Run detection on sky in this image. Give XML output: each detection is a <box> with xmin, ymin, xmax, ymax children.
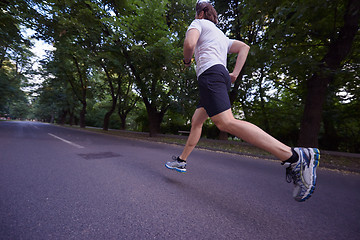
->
<box><xmin>22</xmin><ymin>28</ymin><xmax>55</xmax><ymax>94</ymax></box>
<box><xmin>24</xmin><ymin>28</ymin><xmax>55</xmax><ymax>70</ymax></box>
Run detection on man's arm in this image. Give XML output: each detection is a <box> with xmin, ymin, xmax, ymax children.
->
<box><xmin>229</xmin><ymin>40</ymin><xmax>250</xmax><ymax>83</ymax></box>
<box><xmin>183</xmin><ymin>28</ymin><xmax>200</xmax><ymax>66</ymax></box>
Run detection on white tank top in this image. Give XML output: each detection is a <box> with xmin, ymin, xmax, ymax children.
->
<box><xmin>187</xmin><ymin>19</ymin><xmax>234</xmax><ymax>77</ymax></box>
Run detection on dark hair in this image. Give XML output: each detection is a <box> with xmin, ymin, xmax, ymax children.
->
<box><xmin>196</xmin><ymin>2</ymin><xmax>218</xmax><ymax>24</ymax></box>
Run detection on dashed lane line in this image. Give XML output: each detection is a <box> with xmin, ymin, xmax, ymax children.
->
<box><xmin>48</xmin><ymin>133</ymin><xmax>85</xmax><ymax>149</ymax></box>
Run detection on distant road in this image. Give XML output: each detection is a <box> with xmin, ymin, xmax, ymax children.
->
<box><xmin>1</xmin><ymin>121</ymin><xmax>359</xmax><ymax>239</ymax></box>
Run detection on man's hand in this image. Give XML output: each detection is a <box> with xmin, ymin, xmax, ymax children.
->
<box><xmin>229</xmin><ymin>72</ymin><xmax>238</xmax><ymax>83</ymax></box>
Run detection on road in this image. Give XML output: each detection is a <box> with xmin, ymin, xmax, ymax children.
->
<box><xmin>1</xmin><ymin>121</ymin><xmax>359</xmax><ymax>239</ymax></box>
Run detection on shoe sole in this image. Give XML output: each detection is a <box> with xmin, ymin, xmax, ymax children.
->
<box><xmin>299</xmin><ymin>148</ymin><xmax>320</xmax><ymax>202</ymax></box>
<box><xmin>165</xmin><ymin>163</ymin><xmax>186</xmax><ymax>173</ymax></box>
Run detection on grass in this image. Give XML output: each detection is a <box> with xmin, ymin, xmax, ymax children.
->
<box><xmin>64</xmin><ymin>125</ymin><xmax>360</xmax><ymax>174</ymax></box>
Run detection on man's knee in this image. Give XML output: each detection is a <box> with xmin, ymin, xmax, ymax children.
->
<box><xmin>191</xmin><ymin>120</ymin><xmax>203</xmax><ymax>129</ymax></box>
<box><xmin>191</xmin><ymin>115</ymin><xmax>206</xmax><ymax>128</ymax></box>
<box><xmin>213</xmin><ymin>119</ymin><xmax>231</xmax><ymax>133</ymax></box>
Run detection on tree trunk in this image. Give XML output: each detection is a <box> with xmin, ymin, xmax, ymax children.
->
<box><xmin>79</xmin><ymin>88</ymin><xmax>87</xmax><ymax>128</ymax></box>
<box><xmin>103</xmin><ymin>98</ymin><xmax>117</xmax><ymax>131</ymax></box>
<box><xmin>218</xmin><ymin>131</ymin><xmax>228</xmax><ymax>140</ymax></box>
<box><xmin>79</xmin><ymin>103</ymin><xmax>86</xmax><ymax>128</ymax></box>
<box><xmin>298</xmin><ymin>0</ymin><xmax>359</xmax><ymax>147</ymax></box>
<box><xmin>146</xmin><ymin>106</ymin><xmax>164</xmax><ymax>137</ymax></box>
<box><xmin>103</xmin><ymin>111</ymin><xmax>112</xmax><ymax>131</ymax></box>
<box><xmin>298</xmin><ymin>73</ymin><xmax>330</xmax><ymax>147</ymax></box>
<box><xmin>101</xmin><ymin>62</ymin><xmax>120</xmax><ymax>131</ymax></box>
<box><xmin>68</xmin><ymin>110</ymin><xmax>74</xmax><ymax>126</ymax></box>
<box><xmin>50</xmin><ymin>114</ymin><xmax>55</xmax><ymax>123</ymax></box>
<box><xmin>119</xmin><ymin>113</ymin><xmax>126</xmax><ymax>130</ymax></box>
<box><xmin>144</xmin><ymin>104</ymin><xmax>164</xmax><ymax>137</ymax></box>
<box><xmin>59</xmin><ymin>110</ymin><xmax>67</xmax><ymax>125</ymax></box>
<box><xmin>322</xmin><ymin>110</ymin><xmax>340</xmax><ymax>151</ymax></box>
<box><xmin>71</xmin><ymin>56</ymin><xmax>88</xmax><ymax>129</ymax></box>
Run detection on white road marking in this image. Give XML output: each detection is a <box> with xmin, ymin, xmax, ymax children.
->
<box><xmin>48</xmin><ymin>133</ymin><xmax>85</xmax><ymax>149</ymax></box>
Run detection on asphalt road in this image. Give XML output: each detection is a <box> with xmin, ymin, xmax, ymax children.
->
<box><xmin>1</xmin><ymin>121</ymin><xmax>359</xmax><ymax>240</ymax></box>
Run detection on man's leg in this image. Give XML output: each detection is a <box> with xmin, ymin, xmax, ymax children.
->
<box><xmin>210</xmin><ymin>109</ymin><xmax>321</xmax><ymax>202</ymax></box>
<box><xmin>210</xmin><ymin>109</ymin><xmax>292</xmax><ymax>161</ymax></box>
<box><xmin>179</xmin><ymin>107</ymin><xmax>209</xmax><ymax>160</ymax></box>
<box><xmin>165</xmin><ymin>108</ymin><xmax>208</xmax><ymax>173</ymax></box>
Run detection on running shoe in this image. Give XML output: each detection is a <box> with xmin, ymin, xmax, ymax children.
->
<box><xmin>282</xmin><ymin>148</ymin><xmax>320</xmax><ymax>202</ymax></box>
<box><xmin>165</xmin><ymin>156</ymin><xmax>186</xmax><ymax>173</ymax></box>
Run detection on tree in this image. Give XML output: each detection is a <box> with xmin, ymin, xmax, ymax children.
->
<box><xmin>215</xmin><ymin>0</ymin><xmax>285</xmax><ymax>139</ymax></box>
<box><xmin>86</xmin><ymin>0</ymin><xmax>141</xmax><ymax>131</ymax></box>
<box><xmin>117</xmin><ymin>75</ymin><xmax>139</xmax><ymax>130</ymax></box>
<box><xmin>297</xmin><ymin>0</ymin><xmax>359</xmax><ymax>147</ymax></box>
<box><xmin>39</xmin><ymin>0</ymin><xmax>107</xmax><ymax>127</ymax></box>
<box><xmin>117</xmin><ymin>0</ymin><xmax>194</xmax><ymax>136</ymax></box>
<box><xmin>32</xmin><ymin>76</ymin><xmax>76</xmax><ymax>123</ymax></box>
<box><xmin>0</xmin><ymin>0</ymin><xmax>37</xmax><ymax>118</ymax></box>
<box><xmin>24</xmin><ymin>0</ymin><xmax>359</xmax><ymax>152</ymax></box>
<box><xmin>216</xmin><ymin>0</ymin><xmax>359</xmax><ymax>150</ymax></box>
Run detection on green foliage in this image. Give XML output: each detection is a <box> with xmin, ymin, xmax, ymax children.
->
<box><xmin>0</xmin><ymin>0</ymin><xmax>38</xmax><ymax>119</ymax></box>
<box><xmin>215</xmin><ymin>0</ymin><xmax>359</xmax><ymax>151</ymax></box>
<box><xmin>0</xmin><ymin>61</ymin><xmax>30</xmax><ymax>119</ymax></box>
<box><xmin>3</xmin><ymin>0</ymin><xmax>359</xmax><ymax>152</ymax></box>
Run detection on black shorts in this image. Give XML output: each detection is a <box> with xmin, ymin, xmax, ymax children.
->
<box><xmin>197</xmin><ymin>64</ymin><xmax>231</xmax><ymax>117</ymax></box>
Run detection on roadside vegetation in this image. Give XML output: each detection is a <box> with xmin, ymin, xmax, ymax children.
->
<box><xmin>64</xmin><ymin>125</ymin><xmax>360</xmax><ymax>174</ymax></box>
